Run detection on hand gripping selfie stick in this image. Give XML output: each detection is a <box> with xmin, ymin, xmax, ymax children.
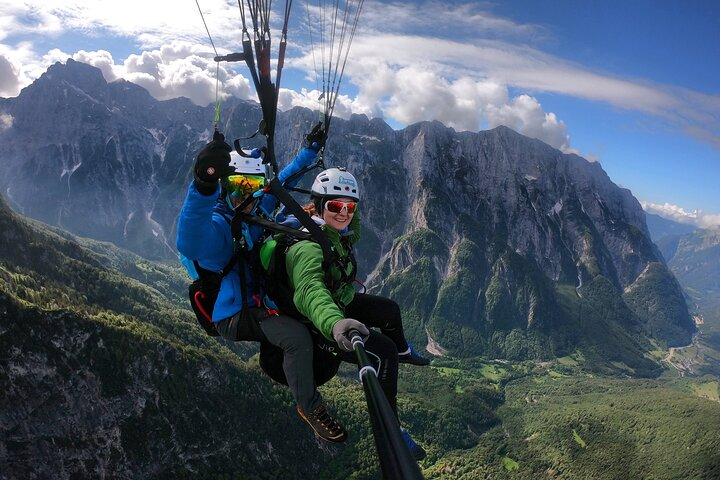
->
<box><xmin>348</xmin><ymin>329</ymin><xmax>424</xmax><ymax>480</ymax></box>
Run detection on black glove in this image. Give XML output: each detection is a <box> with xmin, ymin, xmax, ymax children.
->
<box><xmin>193</xmin><ymin>131</ymin><xmax>233</xmax><ymax>194</ymax></box>
<box><xmin>331</xmin><ymin>318</ymin><xmax>370</xmax><ymax>352</ymax></box>
<box><xmin>304</xmin><ymin>122</ymin><xmax>327</xmax><ymax>152</ymax></box>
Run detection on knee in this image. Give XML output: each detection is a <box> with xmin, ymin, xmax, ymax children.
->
<box><xmin>388</xmin><ymin>299</ymin><xmax>401</xmax><ymax>319</ymax></box>
<box><xmin>263</xmin><ymin>317</ymin><xmax>313</xmax><ymax>352</ymax></box>
<box><xmin>368</xmin><ymin>331</ymin><xmax>398</xmax><ymax>357</ymax></box>
<box><xmin>281</xmin><ymin>324</ymin><xmax>313</xmax><ymax>353</ymax></box>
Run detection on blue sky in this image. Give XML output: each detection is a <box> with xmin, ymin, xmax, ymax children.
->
<box><xmin>1</xmin><ymin>0</ymin><xmax>718</xmax><ymax>227</ymax></box>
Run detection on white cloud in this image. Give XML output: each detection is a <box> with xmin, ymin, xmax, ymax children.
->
<box><xmin>0</xmin><ymin>113</ymin><xmax>13</xmax><ymax>130</ymax></box>
<box><xmin>4</xmin><ymin>41</ymin><xmax>255</xmax><ymax>107</ymax></box>
<box><xmin>73</xmin><ymin>49</ymin><xmax>120</xmax><ymax>82</ymax></box>
<box><xmin>0</xmin><ymin>41</ymin><xmax>68</xmax><ymax>96</ymax></box>
<box><xmin>643</xmin><ymin>201</ymin><xmax>720</xmax><ymax>229</ymax></box>
<box><xmin>121</xmin><ymin>42</ymin><xmax>253</xmax><ymax>105</ymax></box>
<box><xmin>346</xmin><ymin>1</ymin><xmax>546</xmax><ymax>42</ymax></box>
<box><xmin>281</xmin><ymin>55</ymin><xmax>573</xmax><ymax>151</ymax></box>
<box><xmin>485</xmin><ymin>94</ymin><xmax>572</xmax><ymax>152</ymax></box>
<box><xmin>2</xmin><ymin>0</ymin><xmax>717</xmax><ymax>153</ymax></box>
<box><xmin>1</xmin><ymin>0</ymin><xmax>241</xmax><ymax>48</ymax></box>
<box><xmin>0</xmin><ymin>53</ymin><xmax>21</xmax><ymax>97</ymax></box>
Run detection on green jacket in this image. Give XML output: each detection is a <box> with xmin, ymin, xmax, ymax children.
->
<box><xmin>285</xmin><ymin>214</ymin><xmax>360</xmax><ymax>340</ymax></box>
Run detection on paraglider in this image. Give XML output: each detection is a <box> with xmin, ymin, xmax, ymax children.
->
<box><xmin>185</xmin><ymin>2</ymin><xmax>426</xmax><ymax>478</ymax></box>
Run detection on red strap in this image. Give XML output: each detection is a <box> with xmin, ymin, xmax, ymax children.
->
<box><xmin>193</xmin><ymin>291</ymin><xmax>213</xmax><ymax>321</ymax></box>
<box><xmin>266</xmin><ymin>309</ymin><xmax>280</xmax><ymax>316</ymax></box>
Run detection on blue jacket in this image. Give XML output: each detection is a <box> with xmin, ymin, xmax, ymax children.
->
<box><xmin>176</xmin><ymin>147</ymin><xmax>318</xmax><ymax>321</ymax></box>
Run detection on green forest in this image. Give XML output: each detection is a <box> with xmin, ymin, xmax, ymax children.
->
<box><xmin>1</xmin><ymin>197</ymin><xmax>719</xmax><ymax>479</ymax></box>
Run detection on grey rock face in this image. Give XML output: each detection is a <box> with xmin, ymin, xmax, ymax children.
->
<box><xmin>0</xmin><ymin>60</ymin><xmax>693</xmax><ymax>355</ymax></box>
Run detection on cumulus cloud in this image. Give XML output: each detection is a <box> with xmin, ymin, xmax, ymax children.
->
<box><xmin>486</xmin><ymin>94</ymin><xmax>572</xmax><ymax>152</ymax></box>
<box><xmin>277</xmin><ymin>87</ymin><xmax>356</xmax><ymax>120</ymax></box>
<box><xmin>2</xmin><ymin>0</ymin><xmax>717</xmax><ymax>153</ymax></box>
<box><xmin>0</xmin><ymin>41</ymin><xmax>67</xmax><ymax>96</ymax></box>
<box><xmin>281</xmin><ymin>54</ymin><xmax>573</xmax><ymax>151</ymax></box>
<box><xmin>6</xmin><ymin>41</ymin><xmax>254</xmax><ymax>107</ymax></box>
<box><xmin>0</xmin><ymin>53</ymin><xmax>21</xmax><ymax>97</ymax></box>
<box><xmin>643</xmin><ymin>201</ymin><xmax>720</xmax><ymax>229</ymax></box>
<box><xmin>121</xmin><ymin>42</ymin><xmax>253</xmax><ymax>106</ymax></box>
<box><xmin>73</xmin><ymin>49</ymin><xmax>120</xmax><ymax>82</ymax></box>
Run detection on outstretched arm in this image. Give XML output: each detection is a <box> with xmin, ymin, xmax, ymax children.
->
<box><xmin>258</xmin><ymin>147</ymin><xmax>318</xmax><ymax>215</ymax></box>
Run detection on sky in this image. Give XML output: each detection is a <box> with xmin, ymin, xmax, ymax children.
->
<box><xmin>1</xmin><ymin>0</ymin><xmax>718</xmax><ymax>228</ymax></box>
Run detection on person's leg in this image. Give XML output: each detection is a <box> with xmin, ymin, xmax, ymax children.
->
<box><xmin>345</xmin><ymin>294</ymin><xmax>430</xmax><ymax>365</ymax></box>
<box><xmin>254</xmin><ymin>312</ymin><xmax>323</xmax><ymax>413</ymax></box>
<box><xmin>216</xmin><ymin>309</ymin><xmax>321</xmax><ymax>411</ymax></box>
<box><xmin>257</xmin><ymin>312</ymin><xmax>347</xmax><ymax>443</ymax></box>
<box><xmin>331</xmin><ymin>329</ymin><xmax>426</xmax><ymax>459</ymax></box>
<box><xmin>344</xmin><ymin>293</ymin><xmax>408</xmax><ymax>351</ymax></box>
<box><xmin>215</xmin><ymin>309</ymin><xmax>265</xmax><ymax>341</ymax></box>
<box><xmin>335</xmin><ymin>329</ymin><xmax>399</xmax><ymax>413</ymax></box>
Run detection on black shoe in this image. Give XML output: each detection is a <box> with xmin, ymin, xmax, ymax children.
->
<box><xmin>399</xmin><ymin>343</ymin><xmax>430</xmax><ymax>366</ymax></box>
<box><xmin>297</xmin><ymin>404</ymin><xmax>348</xmax><ymax>443</ymax></box>
<box><xmin>401</xmin><ymin>428</ymin><xmax>427</xmax><ymax>461</ymax></box>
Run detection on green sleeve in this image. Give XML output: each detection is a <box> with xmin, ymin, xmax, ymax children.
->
<box><xmin>285</xmin><ymin>240</ymin><xmax>344</xmax><ymax>340</ymax></box>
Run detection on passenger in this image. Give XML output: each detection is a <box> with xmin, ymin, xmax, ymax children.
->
<box><xmin>280</xmin><ymin>167</ymin><xmax>428</xmax><ymax>459</ymax></box>
<box><xmin>176</xmin><ymin>131</ymin><xmax>348</xmax><ymax>443</ymax></box>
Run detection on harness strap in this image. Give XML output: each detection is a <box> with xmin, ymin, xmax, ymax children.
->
<box><xmin>265</xmin><ymin>177</ymin><xmax>339</xmax><ymax>288</ymax></box>
<box><xmin>193</xmin><ymin>290</ymin><xmax>213</xmax><ymax>321</ymax></box>
<box><xmin>234</xmin><ymin>211</ymin><xmax>313</xmax><ymax>240</ymax></box>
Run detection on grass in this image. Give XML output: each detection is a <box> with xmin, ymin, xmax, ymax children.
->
<box><xmin>572</xmin><ymin>428</ymin><xmax>587</xmax><ymax>448</ymax></box>
<box><xmin>479</xmin><ymin>363</ymin><xmax>507</xmax><ymax>382</ymax></box>
<box><xmin>502</xmin><ymin>456</ymin><xmax>520</xmax><ymax>471</ymax></box>
<box><xmin>433</xmin><ymin>366</ymin><xmax>463</xmax><ymax>377</ymax></box>
<box><xmin>557</xmin><ymin>355</ymin><xmax>580</xmax><ymax>367</ymax></box>
<box><xmin>691</xmin><ymin>381</ymin><xmax>719</xmax><ymax>401</ymax></box>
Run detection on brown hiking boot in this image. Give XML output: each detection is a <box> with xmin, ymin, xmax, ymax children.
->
<box><xmin>297</xmin><ymin>404</ymin><xmax>348</xmax><ymax>443</ymax></box>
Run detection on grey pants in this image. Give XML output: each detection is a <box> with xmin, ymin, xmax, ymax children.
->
<box><xmin>216</xmin><ymin>308</ymin><xmax>323</xmax><ymax>413</ymax></box>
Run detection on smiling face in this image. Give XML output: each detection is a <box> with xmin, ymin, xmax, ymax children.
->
<box><xmin>321</xmin><ymin>196</ymin><xmax>356</xmax><ymax>231</ymax></box>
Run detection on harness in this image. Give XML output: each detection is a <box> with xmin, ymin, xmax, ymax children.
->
<box><xmin>260</xmin><ymin>228</ymin><xmax>357</xmax><ymax>321</ymax></box>
<box><xmin>187</xmin><ymin>207</ymin><xmax>254</xmax><ymax>335</ymax></box>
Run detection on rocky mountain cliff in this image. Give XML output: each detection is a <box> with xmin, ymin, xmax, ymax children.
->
<box><xmin>0</xmin><ymin>60</ymin><xmax>694</xmax><ymax>362</ymax></box>
<box><xmin>645</xmin><ymin>212</ymin><xmax>698</xmax><ymax>243</ymax></box>
<box><xmin>657</xmin><ymin>228</ymin><xmax>720</xmax><ymax>338</ymax></box>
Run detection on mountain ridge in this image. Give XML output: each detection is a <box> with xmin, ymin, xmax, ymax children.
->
<box><xmin>0</xmin><ymin>60</ymin><xmax>695</xmax><ymax>360</ymax></box>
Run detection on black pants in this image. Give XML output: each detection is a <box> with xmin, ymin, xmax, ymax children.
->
<box><xmin>344</xmin><ymin>293</ymin><xmax>410</xmax><ymax>354</ymax></box>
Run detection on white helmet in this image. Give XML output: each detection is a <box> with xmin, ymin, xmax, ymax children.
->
<box><xmin>311</xmin><ymin>167</ymin><xmax>360</xmax><ymax>201</ymax></box>
<box><xmin>229</xmin><ymin>150</ymin><xmax>264</xmax><ymax>175</ymax></box>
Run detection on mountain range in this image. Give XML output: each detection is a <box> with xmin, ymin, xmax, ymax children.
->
<box><xmin>645</xmin><ymin>212</ymin><xmax>698</xmax><ymax>243</ymax></box>
<box><xmin>0</xmin><ymin>59</ymin><xmax>695</xmax><ymax>366</ymax></box>
<box><xmin>1</xmin><ymin>60</ymin><xmax>718</xmax><ymax>479</ymax></box>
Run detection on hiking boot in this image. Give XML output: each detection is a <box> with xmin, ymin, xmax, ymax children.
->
<box><xmin>297</xmin><ymin>404</ymin><xmax>348</xmax><ymax>443</ymax></box>
<box><xmin>401</xmin><ymin>428</ymin><xmax>427</xmax><ymax>461</ymax></box>
<box><xmin>399</xmin><ymin>343</ymin><xmax>430</xmax><ymax>366</ymax></box>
